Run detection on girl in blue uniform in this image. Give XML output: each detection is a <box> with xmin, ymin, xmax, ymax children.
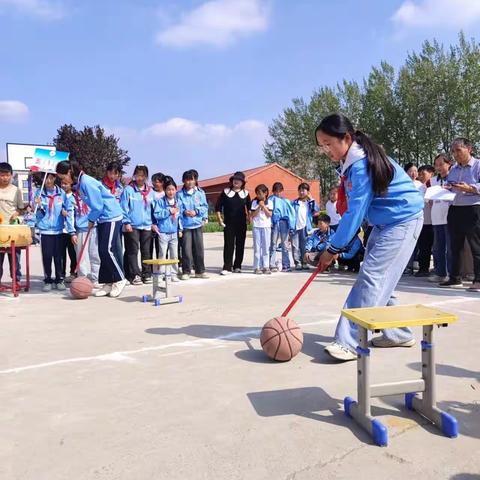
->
<box><xmin>56</xmin><ymin>160</ymin><xmax>127</xmax><ymax>298</ymax></box>
<box><xmin>315</xmin><ymin>114</ymin><xmax>424</xmax><ymax>361</ymax></box>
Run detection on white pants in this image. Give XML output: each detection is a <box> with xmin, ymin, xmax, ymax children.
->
<box><xmin>75</xmin><ymin>228</ymin><xmax>100</xmax><ymax>282</ymax></box>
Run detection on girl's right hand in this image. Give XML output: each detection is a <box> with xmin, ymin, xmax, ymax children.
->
<box><xmin>35</xmin><ymin>197</ymin><xmax>42</xmax><ymax>206</ymax></box>
<box><xmin>169</xmin><ymin>207</ymin><xmax>179</xmax><ymax>215</ymax></box>
<box><xmin>124</xmin><ymin>224</ymin><xmax>133</xmax><ymax>233</ymax></box>
<box><xmin>71</xmin><ymin>235</ymin><xmax>78</xmax><ymax>246</ymax></box>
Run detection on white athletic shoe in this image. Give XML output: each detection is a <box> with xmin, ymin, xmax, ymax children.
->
<box><xmin>220</xmin><ymin>270</ymin><xmax>232</xmax><ymax>275</ymax></box>
<box><xmin>324</xmin><ymin>342</ymin><xmax>357</xmax><ymax>361</ymax></box>
<box><xmin>371</xmin><ymin>336</ymin><xmax>416</xmax><ymax>348</ymax></box>
<box><xmin>94</xmin><ymin>284</ymin><xmax>112</xmax><ymax>297</ymax></box>
<box><xmin>110</xmin><ymin>279</ymin><xmax>127</xmax><ymax>298</ymax></box>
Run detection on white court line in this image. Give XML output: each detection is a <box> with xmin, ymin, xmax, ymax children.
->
<box><xmin>0</xmin><ymin>297</ymin><xmax>471</xmax><ymax>375</ymax></box>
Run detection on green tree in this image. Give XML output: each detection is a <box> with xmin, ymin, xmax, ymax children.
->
<box><xmin>53</xmin><ymin>125</ymin><xmax>130</xmax><ymax>179</ymax></box>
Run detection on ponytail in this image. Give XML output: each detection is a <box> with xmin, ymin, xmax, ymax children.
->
<box><xmin>315</xmin><ymin>114</ymin><xmax>394</xmax><ymax>196</ymax></box>
<box><xmin>56</xmin><ymin>159</ymin><xmax>82</xmax><ymax>182</ymax></box>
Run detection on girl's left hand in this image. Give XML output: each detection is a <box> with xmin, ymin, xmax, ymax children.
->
<box><xmin>71</xmin><ymin>235</ymin><xmax>78</xmax><ymax>246</ymax></box>
<box><xmin>318</xmin><ymin>250</ymin><xmax>337</xmax><ymax>270</ymax></box>
<box><xmin>62</xmin><ymin>208</ymin><xmax>68</xmax><ymax>218</ymax></box>
<box><xmin>178</xmin><ymin>231</ymin><xmax>183</xmax><ymax>238</ymax></box>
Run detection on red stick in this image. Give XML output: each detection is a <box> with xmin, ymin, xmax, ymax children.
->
<box><xmin>74</xmin><ymin>227</ymin><xmax>92</xmax><ymax>275</ymax></box>
<box><xmin>281</xmin><ymin>262</ymin><xmax>325</xmax><ymax>317</ymax></box>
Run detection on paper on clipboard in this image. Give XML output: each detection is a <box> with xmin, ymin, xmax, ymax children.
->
<box><xmin>424</xmin><ymin>185</ymin><xmax>456</xmax><ymax>201</ymax></box>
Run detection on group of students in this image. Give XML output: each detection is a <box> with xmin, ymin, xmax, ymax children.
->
<box><xmin>214</xmin><ymin>172</ymin><xmax>365</xmax><ymax>276</ymax></box>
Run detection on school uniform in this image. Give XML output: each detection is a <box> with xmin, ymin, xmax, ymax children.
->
<box><xmin>154</xmin><ymin>195</ymin><xmax>183</xmax><ymax>277</ymax></box>
<box><xmin>151</xmin><ymin>190</ymin><xmax>165</xmax><ymax>259</ymax></box>
<box><xmin>61</xmin><ymin>191</ymin><xmax>77</xmax><ymax>278</ymax></box>
<box><xmin>35</xmin><ymin>185</ymin><xmax>74</xmax><ymax>284</ymax></box>
<box><xmin>269</xmin><ymin>195</ymin><xmax>296</xmax><ymax>270</ymax></box>
<box><xmin>251</xmin><ymin>198</ymin><xmax>273</xmax><ymax>270</ymax></box>
<box><xmin>304</xmin><ymin>227</ymin><xmax>333</xmax><ymax>266</ymax></box>
<box><xmin>327</xmin><ymin>142</ymin><xmax>424</xmax><ymax>353</ymax></box>
<box><xmin>216</xmin><ymin>188</ymin><xmax>251</xmax><ymax>272</ymax></box>
<box><xmin>121</xmin><ymin>182</ymin><xmax>156</xmax><ymax>282</ymax></box>
<box><xmin>76</xmin><ymin>172</ymin><xmax>124</xmax><ymax>285</ymax></box>
<box><xmin>325</xmin><ymin>200</ymin><xmax>341</xmax><ymax>229</ymax></box>
<box><xmin>337</xmin><ymin>235</ymin><xmax>365</xmax><ymax>272</ymax></box>
<box><xmin>291</xmin><ymin>197</ymin><xmax>320</xmax><ymax>268</ymax></box>
<box><xmin>177</xmin><ymin>187</ymin><xmax>208</xmax><ymax>275</ymax></box>
<box><xmin>102</xmin><ymin>177</ymin><xmax>124</xmax><ymax>271</ymax></box>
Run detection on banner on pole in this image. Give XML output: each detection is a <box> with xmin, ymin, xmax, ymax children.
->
<box><xmin>30</xmin><ymin>148</ymin><xmax>69</xmax><ymax>173</ymax></box>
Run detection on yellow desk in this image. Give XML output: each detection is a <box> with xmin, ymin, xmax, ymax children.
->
<box><xmin>341</xmin><ymin>304</ymin><xmax>458</xmax><ymax>447</ymax></box>
<box><xmin>142</xmin><ymin>259</ymin><xmax>182</xmax><ymax>306</ymax></box>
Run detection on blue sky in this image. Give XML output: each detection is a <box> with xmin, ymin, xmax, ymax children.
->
<box><xmin>1</xmin><ymin>0</ymin><xmax>479</xmax><ymax>181</ymax></box>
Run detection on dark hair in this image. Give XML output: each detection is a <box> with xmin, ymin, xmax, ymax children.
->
<box><xmin>106</xmin><ymin>161</ymin><xmax>122</xmax><ymax>174</ymax></box>
<box><xmin>298</xmin><ymin>182</ymin><xmax>310</xmax><ymax>191</ymax></box>
<box><xmin>328</xmin><ymin>185</ymin><xmax>338</xmax><ymax>192</ymax></box>
<box><xmin>418</xmin><ymin>165</ymin><xmax>435</xmax><ymax>174</ymax></box>
<box><xmin>452</xmin><ymin>137</ymin><xmax>472</xmax><ymax>149</ymax></box>
<box><xmin>404</xmin><ymin>162</ymin><xmax>417</xmax><ymax>173</ymax></box>
<box><xmin>272</xmin><ymin>182</ymin><xmax>284</xmax><ymax>193</ymax></box>
<box><xmin>163</xmin><ymin>176</ymin><xmax>177</xmax><ymax>190</ymax></box>
<box><xmin>56</xmin><ymin>160</ymin><xmax>82</xmax><ymax>181</ymax></box>
<box><xmin>315</xmin><ymin>113</ymin><xmax>394</xmax><ymax>196</ymax></box>
<box><xmin>190</xmin><ymin>169</ymin><xmax>199</xmax><ymax>186</ymax></box>
<box><xmin>151</xmin><ymin>172</ymin><xmax>165</xmax><ymax>184</ymax></box>
<box><xmin>433</xmin><ymin>153</ymin><xmax>452</xmax><ymax>165</ymax></box>
<box><xmin>33</xmin><ymin>172</ymin><xmax>56</xmax><ymax>188</ymax></box>
<box><xmin>317</xmin><ymin>213</ymin><xmax>331</xmax><ymax>224</ymax></box>
<box><xmin>0</xmin><ymin>162</ymin><xmax>13</xmax><ymax>174</ymax></box>
<box><xmin>133</xmin><ymin>164</ymin><xmax>149</xmax><ymax>178</ymax></box>
<box><xmin>182</xmin><ymin>170</ymin><xmax>195</xmax><ymax>182</ymax></box>
<box><xmin>255</xmin><ymin>184</ymin><xmax>269</xmax><ymax>196</ymax></box>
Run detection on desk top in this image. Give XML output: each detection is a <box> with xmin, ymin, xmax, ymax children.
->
<box><xmin>341</xmin><ymin>304</ymin><xmax>458</xmax><ymax>330</ymax></box>
<box><xmin>143</xmin><ymin>259</ymin><xmax>179</xmax><ymax>266</ymax></box>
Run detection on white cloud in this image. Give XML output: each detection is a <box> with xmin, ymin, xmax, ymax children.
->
<box><xmin>156</xmin><ymin>0</ymin><xmax>270</xmax><ymax>48</ymax></box>
<box><xmin>0</xmin><ymin>101</ymin><xmax>29</xmax><ymax>123</ymax></box>
<box><xmin>0</xmin><ymin>0</ymin><xmax>65</xmax><ymax>20</ymax></box>
<box><xmin>392</xmin><ymin>0</ymin><xmax>480</xmax><ymax>29</ymax></box>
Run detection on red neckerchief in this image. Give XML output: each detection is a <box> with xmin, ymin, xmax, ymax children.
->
<box><xmin>166</xmin><ymin>196</ymin><xmax>177</xmax><ymax>220</ymax></box>
<box><xmin>131</xmin><ymin>182</ymin><xmax>151</xmax><ymax>209</ymax></box>
<box><xmin>75</xmin><ymin>171</ymin><xmax>89</xmax><ymax>216</ymax></box>
<box><xmin>102</xmin><ymin>176</ymin><xmax>116</xmax><ymax>195</ymax></box>
<box><xmin>336</xmin><ymin>175</ymin><xmax>348</xmax><ymax>215</ymax></box>
<box><xmin>46</xmin><ymin>188</ymin><xmax>57</xmax><ymax>219</ymax></box>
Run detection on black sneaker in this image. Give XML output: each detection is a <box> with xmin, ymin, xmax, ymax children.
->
<box><xmin>439</xmin><ymin>279</ymin><xmax>463</xmax><ymax>288</ymax></box>
<box><xmin>414</xmin><ymin>270</ymin><xmax>430</xmax><ymax>278</ymax></box>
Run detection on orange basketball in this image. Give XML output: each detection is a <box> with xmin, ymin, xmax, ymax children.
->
<box><xmin>260</xmin><ymin>316</ymin><xmax>303</xmax><ymax>361</ymax></box>
<box><xmin>70</xmin><ymin>276</ymin><xmax>93</xmax><ymax>299</ymax></box>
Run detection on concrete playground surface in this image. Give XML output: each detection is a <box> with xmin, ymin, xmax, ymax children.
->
<box><xmin>1</xmin><ymin>233</ymin><xmax>479</xmax><ymax>480</ymax></box>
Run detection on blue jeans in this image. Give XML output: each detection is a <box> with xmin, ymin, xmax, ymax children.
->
<box><xmin>433</xmin><ymin>225</ymin><xmax>451</xmax><ymax>277</ymax></box>
<box><xmin>334</xmin><ymin>215</ymin><xmax>423</xmax><ymax>351</ymax></box>
<box><xmin>292</xmin><ymin>227</ymin><xmax>308</xmax><ymax>266</ymax></box>
<box><xmin>158</xmin><ymin>232</ymin><xmax>179</xmax><ymax>276</ymax></box>
<box><xmin>0</xmin><ymin>249</ymin><xmax>21</xmax><ymax>281</ymax></box>
<box><xmin>270</xmin><ymin>219</ymin><xmax>290</xmax><ymax>269</ymax></box>
<box><xmin>253</xmin><ymin>227</ymin><xmax>271</xmax><ymax>270</ymax></box>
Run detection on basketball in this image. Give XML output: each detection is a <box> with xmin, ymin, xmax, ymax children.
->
<box><xmin>70</xmin><ymin>277</ymin><xmax>93</xmax><ymax>299</ymax></box>
<box><xmin>260</xmin><ymin>316</ymin><xmax>303</xmax><ymax>361</ymax></box>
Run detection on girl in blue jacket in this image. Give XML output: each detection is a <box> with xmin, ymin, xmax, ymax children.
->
<box><xmin>34</xmin><ymin>173</ymin><xmax>74</xmax><ymax>292</ymax></box>
<box><xmin>56</xmin><ymin>160</ymin><xmax>127</xmax><ymax>298</ymax></box>
<box><xmin>153</xmin><ymin>176</ymin><xmax>182</xmax><ymax>281</ymax></box>
<box><xmin>120</xmin><ymin>165</ymin><xmax>156</xmax><ymax>285</ymax></box>
<box><xmin>315</xmin><ymin>114</ymin><xmax>424</xmax><ymax>361</ymax></box>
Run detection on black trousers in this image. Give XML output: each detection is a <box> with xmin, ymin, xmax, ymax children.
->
<box><xmin>223</xmin><ymin>221</ymin><xmax>247</xmax><ymax>271</ymax></box>
<box><xmin>97</xmin><ymin>220</ymin><xmax>124</xmax><ymax>284</ymax></box>
<box><xmin>150</xmin><ymin>232</ymin><xmax>161</xmax><ymax>259</ymax></box>
<box><xmin>448</xmin><ymin>205</ymin><xmax>480</xmax><ymax>283</ymax></box>
<box><xmin>123</xmin><ymin>228</ymin><xmax>152</xmax><ymax>281</ymax></box>
<box><xmin>417</xmin><ymin>224</ymin><xmax>434</xmax><ymax>272</ymax></box>
<box><xmin>338</xmin><ymin>256</ymin><xmax>362</xmax><ymax>272</ymax></box>
<box><xmin>41</xmin><ymin>234</ymin><xmax>63</xmax><ymax>284</ymax></box>
<box><xmin>61</xmin><ymin>233</ymin><xmax>77</xmax><ymax>277</ymax></box>
<box><xmin>182</xmin><ymin>227</ymin><xmax>205</xmax><ymax>274</ymax></box>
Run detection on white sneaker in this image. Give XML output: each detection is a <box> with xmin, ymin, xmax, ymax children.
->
<box><xmin>42</xmin><ymin>283</ymin><xmax>52</xmax><ymax>292</ymax></box>
<box><xmin>56</xmin><ymin>282</ymin><xmax>67</xmax><ymax>291</ymax></box>
<box><xmin>110</xmin><ymin>279</ymin><xmax>127</xmax><ymax>298</ymax></box>
<box><xmin>131</xmin><ymin>275</ymin><xmax>143</xmax><ymax>286</ymax></box>
<box><xmin>180</xmin><ymin>274</ymin><xmax>190</xmax><ymax>281</ymax></box>
<box><xmin>171</xmin><ymin>276</ymin><xmax>179</xmax><ymax>283</ymax></box>
<box><xmin>324</xmin><ymin>342</ymin><xmax>357</xmax><ymax>361</ymax></box>
<box><xmin>92</xmin><ymin>282</ymin><xmax>103</xmax><ymax>289</ymax></box>
<box><xmin>94</xmin><ymin>284</ymin><xmax>112</xmax><ymax>297</ymax></box>
<box><xmin>371</xmin><ymin>336</ymin><xmax>416</xmax><ymax>348</ymax></box>
<box><xmin>220</xmin><ymin>270</ymin><xmax>232</xmax><ymax>275</ymax></box>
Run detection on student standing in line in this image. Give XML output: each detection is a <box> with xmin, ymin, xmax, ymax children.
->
<box><xmin>291</xmin><ymin>183</ymin><xmax>320</xmax><ymax>270</ymax></box>
<box><xmin>325</xmin><ymin>186</ymin><xmax>341</xmax><ymax>231</ymax></box>
<box><xmin>177</xmin><ymin>170</ymin><xmax>209</xmax><ymax>280</ymax></box>
<box><xmin>250</xmin><ymin>184</ymin><xmax>273</xmax><ymax>275</ymax></box>
<box><xmin>150</xmin><ymin>172</ymin><xmax>166</xmax><ymax>259</ymax></box>
<box><xmin>56</xmin><ymin>160</ymin><xmax>127</xmax><ymax>298</ymax></box>
<box><xmin>60</xmin><ymin>180</ymin><xmax>77</xmax><ymax>282</ymax></box>
<box><xmin>34</xmin><ymin>173</ymin><xmax>74</xmax><ymax>292</ymax></box>
<box><xmin>121</xmin><ymin>165</ymin><xmax>156</xmax><ymax>285</ymax></box>
<box><xmin>216</xmin><ymin>171</ymin><xmax>251</xmax><ymax>275</ymax></box>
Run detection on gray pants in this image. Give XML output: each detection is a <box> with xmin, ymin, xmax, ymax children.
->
<box><xmin>159</xmin><ymin>232</ymin><xmax>179</xmax><ymax>276</ymax></box>
<box><xmin>182</xmin><ymin>227</ymin><xmax>205</xmax><ymax>274</ymax></box>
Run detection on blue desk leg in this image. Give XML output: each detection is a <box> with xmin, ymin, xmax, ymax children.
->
<box><xmin>405</xmin><ymin>325</ymin><xmax>458</xmax><ymax>438</ymax></box>
<box><xmin>344</xmin><ymin>326</ymin><xmax>388</xmax><ymax>447</ymax></box>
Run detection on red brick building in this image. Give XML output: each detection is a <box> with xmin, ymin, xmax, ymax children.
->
<box><xmin>199</xmin><ymin>163</ymin><xmax>321</xmax><ymax>211</ymax></box>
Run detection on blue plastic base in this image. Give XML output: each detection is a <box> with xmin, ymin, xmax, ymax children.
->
<box><xmin>405</xmin><ymin>392</ymin><xmax>416</xmax><ymax>411</ymax></box>
<box><xmin>344</xmin><ymin>396</ymin><xmax>356</xmax><ymax>418</ymax></box>
<box><xmin>179</xmin><ymin>295</ymin><xmax>183</xmax><ymax>303</ymax></box>
<box><xmin>441</xmin><ymin>411</ymin><xmax>459</xmax><ymax>438</ymax></box>
<box><xmin>372</xmin><ymin>419</ymin><xmax>388</xmax><ymax>447</ymax></box>
<box><xmin>154</xmin><ymin>299</ymin><xmax>161</xmax><ymax>306</ymax></box>
<box><xmin>142</xmin><ymin>294</ymin><xmax>149</xmax><ymax>303</ymax></box>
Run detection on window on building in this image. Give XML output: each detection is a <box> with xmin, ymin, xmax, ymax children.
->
<box><xmin>22</xmin><ymin>180</ymin><xmax>29</xmax><ymax>189</ymax></box>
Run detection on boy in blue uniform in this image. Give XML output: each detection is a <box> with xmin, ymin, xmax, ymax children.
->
<box><xmin>337</xmin><ymin>232</ymin><xmax>364</xmax><ymax>272</ymax></box>
<box><xmin>291</xmin><ymin>182</ymin><xmax>320</xmax><ymax>270</ymax></box>
<box><xmin>304</xmin><ymin>213</ymin><xmax>333</xmax><ymax>267</ymax></box>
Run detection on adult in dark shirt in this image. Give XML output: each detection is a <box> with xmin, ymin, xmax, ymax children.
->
<box><xmin>216</xmin><ymin>171</ymin><xmax>251</xmax><ymax>274</ymax></box>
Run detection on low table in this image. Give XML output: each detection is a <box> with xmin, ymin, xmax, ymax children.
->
<box><xmin>341</xmin><ymin>304</ymin><xmax>459</xmax><ymax>447</ymax></box>
<box><xmin>142</xmin><ymin>259</ymin><xmax>182</xmax><ymax>306</ymax></box>
<box><xmin>0</xmin><ymin>241</ymin><xmax>30</xmax><ymax>297</ymax></box>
